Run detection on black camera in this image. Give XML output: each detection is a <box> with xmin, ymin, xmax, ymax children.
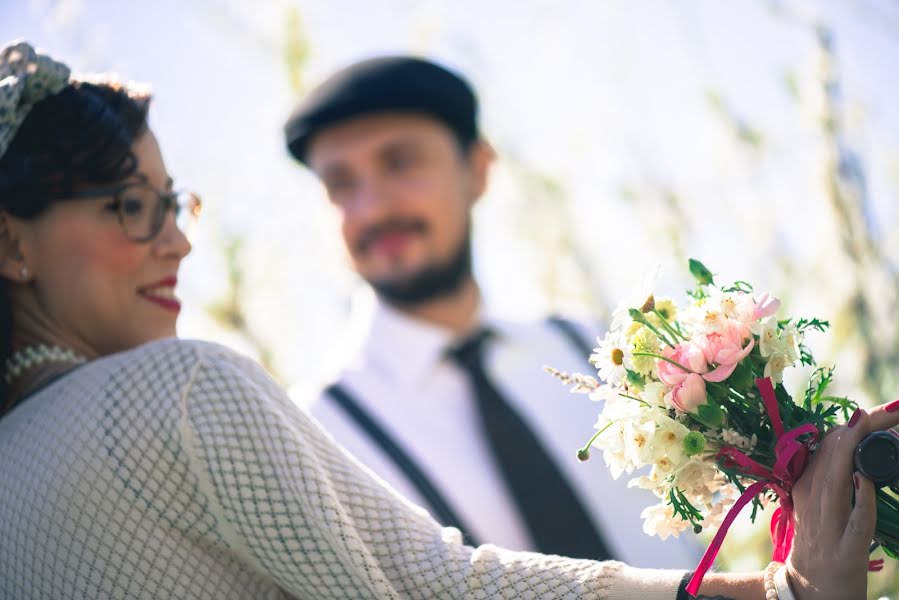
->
<box><xmin>855</xmin><ymin>431</ymin><xmax>899</xmax><ymax>490</ymax></box>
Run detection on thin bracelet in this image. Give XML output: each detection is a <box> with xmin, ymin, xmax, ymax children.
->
<box><xmin>773</xmin><ymin>564</ymin><xmax>797</xmax><ymax>600</ymax></box>
<box><xmin>763</xmin><ymin>561</ymin><xmax>783</xmax><ymax>600</ymax></box>
<box><xmin>675</xmin><ymin>571</ymin><xmax>694</xmax><ymax>600</ymax></box>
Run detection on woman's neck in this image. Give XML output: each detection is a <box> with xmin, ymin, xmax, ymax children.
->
<box><xmin>2</xmin><ymin>295</ymin><xmax>96</xmax><ymax>414</ymax></box>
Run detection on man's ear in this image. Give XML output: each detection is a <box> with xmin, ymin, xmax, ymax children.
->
<box><xmin>0</xmin><ymin>211</ymin><xmax>31</xmax><ymax>283</ymax></box>
<box><xmin>464</xmin><ymin>139</ymin><xmax>496</xmax><ymax>205</ymax></box>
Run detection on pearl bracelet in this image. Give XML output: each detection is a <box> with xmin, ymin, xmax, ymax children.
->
<box><xmin>773</xmin><ymin>564</ymin><xmax>797</xmax><ymax>600</ymax></box>
<box><xmin>763</xmin><ymin>561</ymin><xmax>783</xmax><ymax>600</ymax></box>
<box><xmin>764</xmin><ymin>561</ymin><xmax>797</xmax><ymax>600</ymax></box>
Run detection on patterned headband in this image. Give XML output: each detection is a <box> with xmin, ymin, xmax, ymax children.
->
<box><xmin>0</xmin><ymin>40</ymin><xmax>72</xmax><ymax>160</ymax></box>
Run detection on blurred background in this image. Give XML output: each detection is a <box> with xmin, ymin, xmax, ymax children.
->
<box><xmin>3</xmin><ymin>0</ymin><xmax>898</xmax><ymax>596</ymax></box>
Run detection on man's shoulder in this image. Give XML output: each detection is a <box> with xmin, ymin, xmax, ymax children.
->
<box><xmin>491</xmin><ymin>313</ymin><xmax>602</xmax><ymax>351</ymax></box>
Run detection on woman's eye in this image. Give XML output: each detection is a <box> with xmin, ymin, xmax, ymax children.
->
<box><xmin>120</xmin><ymin>196</ymin><xmax>146</xmax><ymax>217</ymax></box>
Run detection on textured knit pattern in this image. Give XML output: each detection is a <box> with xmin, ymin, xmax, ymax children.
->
<box><xmin>0</xmin><ymin>339</ymin><xmax>683</xmax><ymax>599</ymax></box>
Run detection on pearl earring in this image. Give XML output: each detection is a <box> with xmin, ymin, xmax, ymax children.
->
<box><xmin>19</xmin><ymin>265</ymin><xmax>28</xmax><ymax>279</ymax></box>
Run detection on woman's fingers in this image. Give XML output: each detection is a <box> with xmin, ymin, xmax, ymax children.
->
<box><xmin>817</xmin><ymin>411</ymin><xmax>871</xmax><ymax>523</ymax></box>
<box><xmin>866</xmin><ymin>398</ymin><xmax>899</xmax><ymax>432</ymax></box>
<box><xmin>843</xmin><ymin>471</ymin><xmax>877</xmax><ymax>557</ymax></box>
<box><xmin>832</xmin><ymin>410</ymin><xmax>873</xmax><ymax>483</ymax></box>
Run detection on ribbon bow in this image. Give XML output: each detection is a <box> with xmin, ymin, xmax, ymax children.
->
<box><xmin>686</xmin><ymin>377</ymin><xmax>818</xmax><ymax>596</ymax></box>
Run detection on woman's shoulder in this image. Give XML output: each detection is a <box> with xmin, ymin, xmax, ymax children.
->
<box><xmin>82</xmin><ymin>338</ymin><xmax>272</xmax><ymax>406</ymax></box>
<box><xmin>104</xmin><ymin>338</ymin><xmax>260</xmax><ymax>376</ymax></box>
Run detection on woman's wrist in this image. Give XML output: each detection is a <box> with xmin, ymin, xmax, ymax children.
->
<box><xmin>783</xmin><ymin>561</ymin><xmax>818</xmax><ymax>600</ymax></box>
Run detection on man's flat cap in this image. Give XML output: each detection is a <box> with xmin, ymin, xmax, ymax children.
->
<box><xmin>284</xmin><ymin>56</ymin><xmax>478</xmax><ymax>164</ymax></box>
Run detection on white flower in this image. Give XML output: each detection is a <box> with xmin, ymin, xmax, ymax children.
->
<box><xmin>709</xmin><ymin>288</ymin><xmax>756</xmax><ymax>323</ymax></box>
<box><xmin>590</xmin><ymin>331</ymin><xmax>633</xmax><ymax>386</ymax></box>
<box><xmin>640</xmin><ymin>382</ymin><xmax>670</xmax><ymax>408</ymax></box>
<box><xmin>628</xmin><ymin>468</ymin><xmax>668</xmax><ymax>495</ymax></box>
<box><xmin>610</xmin><ymin>266</ymin><xmax>662</xmax><ymax>334</ymax></box>
<box><xmin>589</xmin><ymin>383</ymin><xmax>620</xmax><ymax>404</ymax></box>
<box><xmin>673</xmin><ymin>458</ymin><xmax>726</xmax><ymax>505</ymax></box>
<box><xmin>763</xmin><ymin>351</ymin><xmax>792</xmax><ymax>383</ymax></box>
<box><xmin>592</xmin><ymin>416</ymin><xmax>633</xmax><ymax>479</ymax></box>
<box><xmin>780</xmin><ymin>323</ymin><xmax>802</xmax><ymax>363</ymax></box>
<box><xmin>720</xmin><ymin>428</ymin><xmax>757</xmax><ymax>451</ymax></box>
<box><xmin>640</xmin><ymin>503</ymin><xmax>692</xmax><ymax>540</ymax></box>
<box><xmin>755</xmin><ymin>316</ymin><xmax>780</xmax><ymax>358</ymax></box>
<box><xmin>700</xmin><ymin>488</ymin><xmax>740</xmax><ymax>531</ymax></box>
<box><xmin>622</xmin><ymin>419</ymin><xmax>658</xmax><ymax>469</ymax></box>
<box><xmin>649</xmin><ymin>414</ymin><xmax>690</xmax><ymax>463</ymax></box>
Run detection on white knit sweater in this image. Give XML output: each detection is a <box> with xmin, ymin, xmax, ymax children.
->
<box><xmin>0</xmin><ymin>339</ymin><xmax>685</xmax><ymax>599</ymax></box>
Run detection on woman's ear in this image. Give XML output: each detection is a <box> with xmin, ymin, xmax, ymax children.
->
<box><xmin>0</xmin><ymin>211</ymin><xmax>32</xmax><ymax>283</ymax></box>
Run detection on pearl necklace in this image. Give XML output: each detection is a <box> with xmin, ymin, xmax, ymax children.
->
<box><xmin>4</xmin><ymin>344</ymin><xmax>87</xmax><ymax>384</ymax></box>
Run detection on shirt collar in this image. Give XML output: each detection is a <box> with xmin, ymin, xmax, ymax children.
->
<box><xmin>352</xmin><ymin>289</ymin><xmax>495</xmax><ymax>387</ymax></box>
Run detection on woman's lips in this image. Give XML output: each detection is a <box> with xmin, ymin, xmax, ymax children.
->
<box><xmin>140</xmin><ymin>293</ymin><xmax>181</xmax><ymax>313</ymax></box>
<box><xmin>138</xmin><ymin>277</ymin><xmax>181</xmax><ymax>313</ymax></box>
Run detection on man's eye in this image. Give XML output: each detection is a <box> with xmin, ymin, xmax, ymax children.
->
<box><xmin>387</xmin><ymin>153</ymin><xmax>416</xmax><ymax>171</ymax></box>
<box><xmin>326</xmin><ymin>177</ymin><xmax>354</xmax><ymax>194</ymax></box>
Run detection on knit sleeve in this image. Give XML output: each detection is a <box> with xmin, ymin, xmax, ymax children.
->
<box><xmin>179</xmin><ymin>343</ymin><xmax>685</xmax><ymax>599</ymax></box>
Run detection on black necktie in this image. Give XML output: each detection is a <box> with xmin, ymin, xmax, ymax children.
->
<box><xmin>448</xmin><ymin>329</ymin><xmax>613</xmax><ymax>559</ymax></box>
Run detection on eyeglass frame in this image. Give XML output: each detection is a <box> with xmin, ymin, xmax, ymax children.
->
<box><xmin>64</xmin><ymin>176</ymin><xmax>201</xmax><ymax>243</ymax></box>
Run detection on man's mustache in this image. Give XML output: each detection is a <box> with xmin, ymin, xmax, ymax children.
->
<box><xmin>356</xmin><ymin>219</ymin><xmax>428</xmax><ymax>254</ymax></box>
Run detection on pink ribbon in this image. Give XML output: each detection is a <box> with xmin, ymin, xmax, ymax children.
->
<box><xmin>686</xmin><ymin>377</ymin><xmax>819</xmax><ymax>596</ymax></box>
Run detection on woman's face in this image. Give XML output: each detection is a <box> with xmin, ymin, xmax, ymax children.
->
<box><xmin>18</xmin><ymin>130</ymin><xmax>192</xmax><ymax>356</ymax></box>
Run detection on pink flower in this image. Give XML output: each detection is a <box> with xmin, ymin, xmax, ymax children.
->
<box><xmin>753</xmin><ymin>292</ymin><xmax>781</xmax><ymax>320</ymax></box>
<box><xmin>669</xmin><ymin>373</ymin><xmax>708</xmax><ymax>412</ymax></box>
<box><xmin>658</xmin><ymin>342</ymin><xmax>708</xmax><ymax>387</ymax></box>
<box><xmin>697</xmin><ymin>322</ymin><xmax>755</xmax><ymax>383</ymax></box>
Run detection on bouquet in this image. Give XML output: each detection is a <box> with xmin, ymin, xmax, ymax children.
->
<box><xmin>547</xmin><ymin>259</ymin><xmax>899</xmax><ymax>595</ymax></box>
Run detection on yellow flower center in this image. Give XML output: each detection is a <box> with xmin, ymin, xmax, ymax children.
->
<box><xmin>611</xmin><ymin>348</ymin><xmax>624</xmax><ymax>366</ymax></box>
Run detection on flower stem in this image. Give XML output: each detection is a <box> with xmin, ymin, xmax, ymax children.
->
<box><xmin>578</xmin><ymin>420</ymin><xmax>616</xmax><ymax>459</ymax></box>
<box><xmin>653</xmin><ymin>310</ymin><xmax>686</xmax><ymax>342</ymax></box>
<box><xmin>628</xmin><ymin>309</ymin><xmax>676</xmax><ymax>348</ymax></box>
<box><xmin>619</xmin><ymin>392</ymin><xmax>652</xmax><ymax>407</ymax></box>
<box><xmin>632</xmin><ymin>351</ymin><xmax>693</xmax><ymax>374</ymax></box>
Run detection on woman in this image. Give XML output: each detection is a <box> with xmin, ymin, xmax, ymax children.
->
<box><xmin>0</xmin><ymin>40</ymin><xmax>892</xmax><ymax>600</ymax></box>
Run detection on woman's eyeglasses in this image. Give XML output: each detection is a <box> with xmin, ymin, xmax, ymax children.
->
<box><xmin>68</xmin><ymin>180</ymin><xmax>202</xmax><ymax>243</ymax></box>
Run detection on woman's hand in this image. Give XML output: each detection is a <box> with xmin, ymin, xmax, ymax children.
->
<box><xmin>787</xmin><ymin>400</ymin><xmax>899</xmax><ymax>600</ymax></box>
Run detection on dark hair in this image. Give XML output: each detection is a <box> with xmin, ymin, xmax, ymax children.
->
<box><xmin>0</xmin><ymin>79</ymin><xmax>151</xmax><ymax>412</ymax></box>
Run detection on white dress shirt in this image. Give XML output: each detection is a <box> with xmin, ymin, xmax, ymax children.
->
<box><xmin>310</xmin><ymin>292</ymin><xmax>701</xmax><ymax>569</ymax></box>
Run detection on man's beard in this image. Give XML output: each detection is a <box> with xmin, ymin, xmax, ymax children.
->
<box><xmin>368</xmin><ymin>229</ymin><xmax>473</xmax><ymax>307</ymax></box>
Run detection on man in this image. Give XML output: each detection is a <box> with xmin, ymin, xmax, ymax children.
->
<box><xmin>284</xmin><ymin>56</ymin><xmax>697</xmax><ymax>568</ymax></box>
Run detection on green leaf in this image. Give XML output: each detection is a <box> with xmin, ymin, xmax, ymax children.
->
<box><xmin>625</xmin><ymin>369</ymin><xmax>645</xmax><ymax>388</ymax></box>
<box><xmin>688</xmin><ymin>258</ymin><xmax>715</xmax><ymax>286</ymax></box>
<box><xmin>725</xmin><ymin>362</ymin><xmax>755</xmax><ymax>392</ymax></box>
<box><xmin>694</xmin><ymin>403</ymin><xmax>725</xmax><ymax>428</ymax></box>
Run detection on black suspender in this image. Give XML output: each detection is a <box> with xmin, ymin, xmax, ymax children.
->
<box><xmin>545</xmin><ymin>315</ymin><xmax>596</xmax><ymax>361</ymax></box>
<box><xmin>324</xmin><ymin>316</ymin><xmax>599</xmax><ymax>552</ymax></box>
<box><xmin>325</xmin><ymin>383</ymin><xmax>480</xmax><ymax>546</ymax></box>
